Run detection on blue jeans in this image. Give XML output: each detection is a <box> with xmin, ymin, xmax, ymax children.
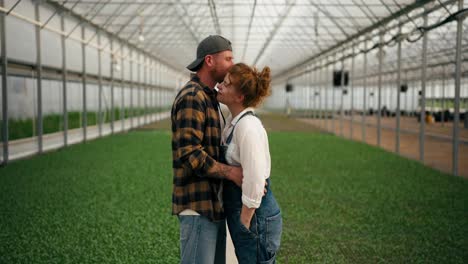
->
<box><xmin>178</xmin><ymin>215</ymin><xmax>226</xmax><ymax>264</ymax></box>
<box><xmin>224</xmin><ymin>178</ymin><xmax>283</xmax><ymax>264</ymax></box>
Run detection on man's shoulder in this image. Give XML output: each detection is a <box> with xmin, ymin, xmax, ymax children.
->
<box><xmin>175</xmin><ymin>81</ymin><xmax>208</xmax><ymax>102</ymax></box>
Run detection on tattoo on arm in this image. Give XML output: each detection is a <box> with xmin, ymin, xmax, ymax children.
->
<box><xmin>209</xmin><ymin>162</ymin><xmax>231</xmax><ymax>179</ymax></box>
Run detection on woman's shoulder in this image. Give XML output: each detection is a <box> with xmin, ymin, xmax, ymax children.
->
<box><xmin>236</xmin><ymin>114</ymin><xmax>264</xmax><ymax>132</ymax></box>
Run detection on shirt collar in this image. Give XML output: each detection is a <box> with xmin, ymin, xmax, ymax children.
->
<box><xmin>230</xmin><ymin>107</ymin><xmax>255</xmax><ymax>126</ymax></box>
<box><xmin>191</xmin><ymin>74</ymin><xmax>217</xmax><ymax>97</ymax></box>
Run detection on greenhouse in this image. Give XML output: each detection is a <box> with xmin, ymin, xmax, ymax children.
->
<box><xmin>0</xmin><ymin>0</ymin><xmax>467</xmax><ymax>263</ymax></box>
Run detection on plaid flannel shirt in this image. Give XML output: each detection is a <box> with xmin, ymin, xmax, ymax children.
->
<box><xmin>171</xmin><ymin>75</ymin><xmax>224</xmax><ymax>221</ymax></box>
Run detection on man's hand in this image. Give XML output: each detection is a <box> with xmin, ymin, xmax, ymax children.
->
<box><xmin>226</xmin><ymin>166</ymin><xmax>242</xmax><ymax>187</ymax></box>
<box><xmin>207</xmin><ymin>162</ymin><xmax>243</xmax><ymax>187</ymax></box>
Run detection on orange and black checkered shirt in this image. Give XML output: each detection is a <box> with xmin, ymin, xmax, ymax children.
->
<box><xmin>171</xmin><ymin>75</ymin><xmax>224</xmax><ymax>221</ymax></box>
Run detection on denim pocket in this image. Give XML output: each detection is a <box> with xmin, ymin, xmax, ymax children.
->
<box><xmin>265</xmin><ymin>211</ymin><xmax>282</xmax><ymax>252</ymax></box>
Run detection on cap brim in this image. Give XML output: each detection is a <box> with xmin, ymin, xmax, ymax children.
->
<box><xmin>186</xmin><ymin>57</ymin><xmax>204</xmax><ymax>72</ymax></box>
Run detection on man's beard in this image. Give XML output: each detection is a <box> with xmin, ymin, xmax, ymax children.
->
<box><xmin>210</xmin><ymin>66</ymin><xmax>227</xmax><ymax>83</ymax></box>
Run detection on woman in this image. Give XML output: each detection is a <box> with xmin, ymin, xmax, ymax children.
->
<box><xmin>217</xmin><ymin>63</ymin><xmax>282</xmax><ymax>264</ymax></box>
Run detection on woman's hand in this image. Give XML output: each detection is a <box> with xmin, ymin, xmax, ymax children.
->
<box><xmin>240</xmin><ymin>205</ymin><xmax>256</xmax><ymax>229</ymax></box>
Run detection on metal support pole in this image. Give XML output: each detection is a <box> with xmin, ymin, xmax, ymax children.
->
<box><xmin>420</xmin><ymin>12</ymin><xmax>428</xmax><ymax>162</ymax></box>
<box><xmin>313</xmin><ymin>65</ymin><xmax>317</xmax><ymax>119</ymax></box>
<box><xmin>158</xmin><ymin>63</ymin><xmax>162</xmax><ymax>116</ymax></box>
<box><xmin>138</xmin><ymin>55</ymin><xmax>141</xmax><ymax>126</ymax></box>
<box><xmin>156</xmin><ymin>63</ymin><xmax>159</xmax><ymax>118</ymax></box>
<box><xmin>130</xmin><ymin>49</ymin><xmax>133</xmax><ymax>128</ymax></box>
<box><xmin>377</xmin><ymin>31</ymin><xmax>384</xmax><ymax>147</ymax></box>
<box><xmin>411</xmin><ymin>80</ymin><xmax>415</xmax><ymax>117</ymax></box>
<box><xmin>149</xmin><ymin>61</ymin><xmax>153</xmax><ymax>122</ymax></box>
<box><xmin>144</xmin><ymin>57</ymin><xmax>148</xmax><ymax>124</ymax></box>
<box><xmin>396</xmin><ymin>25</ymin><xmax>402</xmax><ymax>154</ymax></box>
<box><xmin>332</xmin><ymin>57</ymin><xmax>336</xmax><ymax>134</ymax></box>
<box><xmin>98</xmin><ymin>32</ymin><xmax>102</xmax><ymax>137</ymax></box>
<box><xmin>306</xmin><ymin>72</ymin><xmax>309</xmax><ymax>118</ymax></box>
<box><xmin>431</xmin><ymin>71</ymin><xmax>435</xmax><ymax>115</ymax></box>
<box><xmin>323</xmin><ymin>61</ymin><xmax>327</xmax><ymax>128</ymax></box>
<box><xmin>61</xmin><ymin>14</ymin><xmax>68</xmax><ymax>147</ymax></box>
<box><xmin>452</xmin><ymin>0</ymin><xmax>464</xmax><ymax>176</ymax></box>
<box><xmin>340</xmin><ymin>56</ymin><xmax>345</xmax><ymax>137</ymax></box>
<box><xmin>350</xmin><ymin>45</ymin><xmax>355</xmax><ymax>140</ymax></box>
<box><xmin>362</xmin><ymin>40</ymin><xmax>368</xmax><ymax>142</ymax></box>
<box><xmin>310</xmin><ymin>66</ymin><xmax>314</xmax><ymax>118</ymax></box>
<box><xmin>325</xmin><ymin>61</ymin><xmax>329</xmax><ymax>130</ymax></box>
<box><xmin>110</xmin><ymin>39</ymin><xmax>115</xmax><ymax>134</ymax></box>
<box><xmin>1</xmin><ymin>0</ymin><xmax>8</xmax><ymax>164</ymax></box>
<box><xmin>81</xmin><ymin>25</ymin><xmax>87</xmax><ymax>142</ymax></box>
<box><xmin>35</xmin><ymin>2</ymin><xmax>43</xmax><ymax>153</ymax></box>
<box><xmin>442</xmin><ymin>66</ymin><xmax>446</xmax><ymax>127</ymax></box>
<box><xmin>120</xmin><ymin>41</ymin><xmax>125</xmax><ymax>131</ymax></box>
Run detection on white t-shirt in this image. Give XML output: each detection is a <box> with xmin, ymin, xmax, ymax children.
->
<box><xmin>222</xmin><ymin>107</ymin><xmax>271</xmax><ymax>209</ymax></box>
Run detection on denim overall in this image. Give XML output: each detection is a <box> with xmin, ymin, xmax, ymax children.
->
<box><xmin>220</xmin><ymin>112</ymin><xmax>282</xmax><ymax>264</ymax></box>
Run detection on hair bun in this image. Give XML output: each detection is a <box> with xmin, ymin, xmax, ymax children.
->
<box><xmin>256</xmin><ymin>66</ymin><xmax>271</xmax><ymax>99</ymax></box>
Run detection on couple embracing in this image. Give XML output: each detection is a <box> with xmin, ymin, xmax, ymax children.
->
<box><xmin>171</xmin><ymin>35</ymin><xmax>282</xmax><ymax>264</ymax></box>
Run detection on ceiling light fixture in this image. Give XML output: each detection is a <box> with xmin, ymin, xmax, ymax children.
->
<box><xmin>138</xmin><ymin>11</ymin><xmax>145</xmax><ymax>42</ymax></box>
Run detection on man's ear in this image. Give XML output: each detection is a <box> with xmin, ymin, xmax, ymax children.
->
<box><xmin>204</xmin><ymin>55</ymin><xmax>214</xmax><ymax>67</ymax></box>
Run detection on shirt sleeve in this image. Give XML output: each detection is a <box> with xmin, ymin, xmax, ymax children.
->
<box><xmin>173</xmin><ymin>90</ymin><xmax>216</xmax><ymax>176</ymax></box>
<box><xmin>237</xmin><ymin>119</ymin><xmax>268</xmax><ymax>208</ymax></box>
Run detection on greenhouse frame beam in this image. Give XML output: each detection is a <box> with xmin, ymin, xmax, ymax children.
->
<box><xmin>45</xmin><ymin>0</ymin><xmax>180</xmax><ymax>73</ymax></box>
<box><xmin>208</xmin><ymin>0</ymin><xmax>221</xmax><ymax>35</ymax></box>
<box><xmin>120</xmin><ymin>41</ymin><xmax>125</xmax><ymax>132</ymax></box>
<box><xmin>1</xmin><ymin>0</ymin><xmax>8</xmax><ymax>164</ymax></box>
<box><xmin>137</xmin><ymin>54</ymin><xmax>141</xmax><ymax>127</ymax></box>
<box><xmin>332</xmin><ymin>55</ymin><xmax>336</xmax><ymax>134</ymax></box>
<box><xmin>82</xmin><ymin>25</ymin><xmax>88</xmax><ymax>142</ymax></box>
<box><xmin>396</xmin><ymin>26</ymin><xmax>402</xmax><ymax>154</ymax></box>
<box><xmin>129</xmin><ymin>49</ymin><xmax>133</xmax><ymax>128</ymax></box>
<box><xmin>110</xmin><ymin>40</ymin><xmax>115</xmax><ymax>134</ymax></box>
<box><xmin>171</xmin><ymin>0</ymin><xmax>201</xmax><ymax>45</ymax></box>
<box><xmin>452</xmin><ymin>0</ymin><xmax>464</xmax><ymax>176</ymax></box>
<box><xmin>101</xmin><ymin>2</ymin><xmax>128</xmax><ymax>30</ymax></box>
<box><xmin>61</xmin><ymin>14</ymin><xmax>68</xmax><ymax>147</ymax></box>
<box><xmin>119</xmin><ymin>8</ymin><xmax>168</xmax><ymax>49</ymax></box>
<box><xmin>253</xmin><ymin>0</ymin><xmax>295</xmax><ymax>65</ymax></box>
<box><xmin>140</xmin><ymin>7</ymin><xmax>178</xmax><ymax>51</ymax></box>
<box><xmin>420</xmin><ymin>12</ymin><xmax>429</xmax><ymax>162</ymax></box>
<box><xmin>60</xmin><ymin>1</ymin><xmax>395</xmax><ymax>8</ymax></box>
<box><xmin>98</xmin><ymin>32</ymin><xmax>103</xmax><ymax>137</ymax></box>
<box><xmin>307</xmin><ymin>0</ymin><xmax>350</xmax><ymax>39</ymax></box>
<box><xmin>362</xmin><ymin>40</ymin><xmax>368</xmax><ymax>142</ymax></box>
<box><xmin>241</xmin><ymin>0</ymin><xmax>257</xmax><ymax>61</ymax></box>
<box><xmin>86</xmin><ymin>2</ymin><xmax>128</xmax><ymax>44</ymax></box>
<box><xmin>340</xmin><ymin>56</ymin><xmax>345</xmax><ymax>137</ymax></box>
<box><xmin>350</xmin><ymin>44</ymin><xmax>355</xmax><ymax>140</ymax></box>
<box><xmin>114</xmin><ymin>3</ymin><xmax>155</xmax><ymax>36</ymax></box>
<box><xmin>275</xmin><ymin>0</ymin><xmax>456</xmax><ymax>80</ymax></box>
<box><xmin>284</xmin><ymin>40</ymin><xmax>468</xmax><ymax>84</ymax></box>
<box><xmin>35</xmin><ymin>1</ymin><xmax>43</xmax><ymax>153</ymax></box>
<box><xmin>377</xmin><ymin>32</ymin><xmax>383</xmax><ymax>147</ymax></box>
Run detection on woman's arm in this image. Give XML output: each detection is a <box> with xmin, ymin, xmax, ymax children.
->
<box><xmin>237</xmin><ymin>118</ymin><xmax>270</xmax><ymax>227</ymax></box>
<box><xmin>240</xmin><ymin>205</ymin><xmax>256</xmax><ymax>229</ymax></box>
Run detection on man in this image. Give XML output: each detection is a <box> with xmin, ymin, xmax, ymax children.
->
<box><xmin>171</xmin><ymin>35</ymin><xmax>242</xmax><ymax>264</ymax></box>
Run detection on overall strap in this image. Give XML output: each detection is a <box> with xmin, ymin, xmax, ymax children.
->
<box><xmin>218</xmin><ymin>102</ymin><xmax>226</xmax><ymax>128</ymax></box>
<box><xmin>226</xmin><ymin>111</ymin><xmax>255</xmax><ymax>145</ymax></box>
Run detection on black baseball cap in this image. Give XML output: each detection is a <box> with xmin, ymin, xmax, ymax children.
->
<box><xmin>187</xmin><ymin>35</ymin><xmax>232</xmax><ymax>72</ymax></box>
